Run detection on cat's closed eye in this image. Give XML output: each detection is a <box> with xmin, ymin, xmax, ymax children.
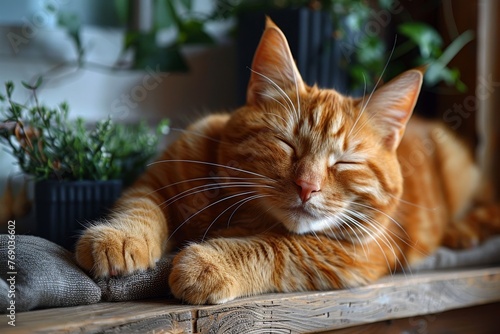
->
<box><xmin>275</xmin><ymin>136</ymin><xmax>296</xmax><ymax>155</ymax></box>
<box><xmin>329</xmin><ymin>153</ymin><xmax>363</xmax><ymax>168</ymax></box>
<box><xmin>336</xmin><ymin>160</ymin><xmax>361</xmax><ymax>165</ymax></box>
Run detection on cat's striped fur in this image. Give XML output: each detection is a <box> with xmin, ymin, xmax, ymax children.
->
<box><xmin>75</xmin><ymin>18</ymin><xmax>499</xmax><ymax>304</ymax></box>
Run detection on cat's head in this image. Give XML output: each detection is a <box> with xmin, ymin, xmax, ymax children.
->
<box><xmin>221</xmin><ymin>18</ymin><xmax>422</xmax><ymax>237</ymax></box>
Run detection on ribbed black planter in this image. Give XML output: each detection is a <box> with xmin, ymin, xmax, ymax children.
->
<box><xmin>237</xmin><ymin>8</ymin><xmax>350</xmax><ymax>104</ymax></box>
<box><xmin>34</xmin><ymin>180</ymin><xmax>123</xmax><ymax>250</ymax></box>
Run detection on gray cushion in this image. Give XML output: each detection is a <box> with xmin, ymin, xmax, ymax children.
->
<box><xmin>0</xmin><ymin>234</ymin><xmax>101</xmax><ymax>312</ymax></box>
<box><xmin>410</xmin><ymin>235</ymin><xmax>500</xmax><ymax>271</ymax></box>
<box><xmin>0</xmin><ymin>234</ymin><xmax>173</xmax><ymax>312</ymax></box>
<box><xmin>96</xmin><ymin>256</ymin><xmax>172</xmax><ymax>302</ymax></box>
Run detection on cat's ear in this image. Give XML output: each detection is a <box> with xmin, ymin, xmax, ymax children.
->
<box><xmin>364</xmin><ymin>69</ymin><xmax>423</xmax><ymax>150</ymax></box>
<box><xmin>247</xmin><ymin>17</ymin><xmax>305</xmax><ymax>106</ymax></box>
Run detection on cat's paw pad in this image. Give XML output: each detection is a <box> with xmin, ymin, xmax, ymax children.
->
<box><xmin>75</xmin><ymin>224</ymin><xmax>161</xmax><ymax>278</ymax></box>
<box><xmin>169</xmin><ymin>244</ymin><xmax>238</xmax><ymax>304</ymax></box>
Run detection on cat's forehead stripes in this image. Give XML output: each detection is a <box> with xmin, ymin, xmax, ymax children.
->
<box><xmin>286</xmin><ymin>89</ymin><xmax>356</xmax><ymax>157</ymax></box>
<box><xmin>302</xmin><ymin>103</ymin><xmax>345</xmax><ymax>136</ymax></box>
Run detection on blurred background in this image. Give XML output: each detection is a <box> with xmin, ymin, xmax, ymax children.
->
<box><xmin>0</xmin><ymin>0</ymin><xmax>498</xmax><ymax>237</ymax></box>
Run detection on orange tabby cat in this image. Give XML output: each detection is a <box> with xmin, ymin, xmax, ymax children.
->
<box><xmin>75</xmin><ymin>18</ymin><xmax>499</xmax><ymax>304</ymax></box>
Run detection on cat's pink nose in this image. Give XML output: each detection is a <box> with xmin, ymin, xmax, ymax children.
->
<box><xmin>295</xmin><ymin>179</ymin><xmax>321</xmax><ymax>203</ymax></box>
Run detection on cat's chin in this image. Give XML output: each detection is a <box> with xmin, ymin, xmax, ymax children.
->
<box><xmin>275</xmin><ymin>208</ymin><xmax>338</xmax><ymax>234</ymax></box>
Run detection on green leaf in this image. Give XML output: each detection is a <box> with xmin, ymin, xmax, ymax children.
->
<box><xmin>424</xmin><ymin>30</ymin><xmax>474</xmax><ymax>90</ymax></box>
<box><xmin>178</xmin><ymin>0</ymin><xmax>193</xmax><ymax>10</ymax></box>
<box><xmin>178</xmin><ymin>19</ymin><xmax>214</xmax><ymax>45</ymax></box>
<box><xmin>21</xmin><ymin>81</ymin><xmax>32</xmax><ymax>89</ymax></box>
<box><xmin>425</xmin><ymin>64</ymin><xmax>458</xmax><ymax>87</ymax></box>
<box><xmin>157</xmin><ymin>118</ymin><xmax>170</xmax><ymax>135</ymax></box>
<box><xmin>45</xmin><ymin>2</ymin><xmax>57</xmax><ymax>13</ymax></box>
<box><xmin>6</xmin><ymin>82</ymin><xmax>14</xmax><ymax>98</ymax></box>
<box><xmin>114</xmin><ymin>0</ymin><xmax>129</xmax><ymax>24</ymax></box>
<box><xmin>127</xmin><ymin>29</ymin><xmax>188</xmax><ymax>72</ymax></box>
<box><xmin>398</xmin><ymin>22</ymin><xmax>442</xmax><ymax>58</ymax></box>
<box><xmin>344</xmin><ymin>12</ymin><xmax>364</xmax><ymax>31</ymax></box>
<box><xmin>165</xmin><ymin>0</ymin><xmax>183</xmax><ymax>27</ymax></box>
<box><xmin>58</xmin><ymin>12</ymin><xmax>81</xmax><ymax>33</ymax></box>
<box><xmin>57</xmin><ymin>12</ymin><xmax>83</xmax><ymax>57</ymax></box>
<box><xmin>357</xmin><ymin>35</ymin><xmax>385</xmax><ymax>65</ymax></box>
<box><xmin>123</xmin><ymin>31</ymin><xmax>139</xmax><ymax>50</ymax></box>
<box><xmin>137</xmin><ymin>31</ymin><xmax>158</xmax><ymax>53</ymax></box>
<box><xmin>34</xmin><ymin>76</ymin><xmax>43</xmax><ymax>89</ymax></box>
<box><xmin>432</xmin><ymin>30</ymin><xmax>474</xmax><ymax>72</ymax></box>
<box><xmin>135</xmin><ymin>45</ymin><xmax>189</xmax><ymax>72</ymax></box>
<box><xmin>154</xmin><ymin>0</ymin><xmax>175</xmax><ymax>30</ymax></box>
<box><xmin>21</xmin><ymin>78</ymin><xmax>42</xmax><ymax>90</ymax></box>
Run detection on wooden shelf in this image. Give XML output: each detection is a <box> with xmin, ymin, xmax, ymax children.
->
<box><xmin>4</xmin><ymin>267</ymin><xmax>500</xmax><ymax>333</ymax></box>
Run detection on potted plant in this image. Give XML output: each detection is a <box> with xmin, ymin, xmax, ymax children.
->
<box><xmin>214</xmin><ymin>0</ymin><xmax>473</xmax><ymax>103</ymax></box>
<box><xmin>53</xmin><ymin>0</ymin><xmax>218</xmax><ymax>73</ymax></box>
<box><xmin>0</xmin><ymin>79</ymin><xmax>169</xmax><ymax>250</ymax></box>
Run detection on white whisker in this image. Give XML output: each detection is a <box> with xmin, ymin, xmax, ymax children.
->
<box><xmin>347</xmin><ymin>72</ymin><xmax>367</xmax><ymax>137</ymax></box>
<box><xmin>148</xmin><ymin>159</ymin><xmax>272</xmax><ymax>179</ymax></box>
<box><xmin>347</xmin><ymin>36</ymin><xmax>398</xmax><ymax>139</ymax></box>
<box><xmin>349</xmin><ymin>201</ymin><xmax>410</xmax><ymax>239</ymax></box>
<box><xmin>326</xmin><ymin>224</ymin><xmax>350</xmax><ymax>254</ymax></box>
<box><xmin>263</xmin><ymin>109</ymin><xmax>294</xmax><ymax>130</ymax></box>
<box><xmin>340</xmin><ymin>211</ymin><xmax>395</xmax><ymax>274</ymax></box>
<box><xmin>249</xmin><ymin>68</ymin><xmax>298</xmax><ymax>121</ymax></box>
<box><xmin>337</xmin><ymin>213</ymin><xmax>368</xmax><ymax>257</ymax></box>
<box><xmin>158</xmin><ymin>183</ymin><xmax>274</xmax><ymax>209</ymax></box>
<box><xmin>260</xmin><ymin>75</ymin><xmax>297</xmax><ymax>125</ymax></box>
<box><xmin>292</xmin><ymin>62</ymin><xmax>301</xmax><ymax>118</ymax></box>
<box><xmin>202</xmin><ymin>194</ymin><xmax>269</xmax><ymax>241</ymax></box>
<box><xmin>147</xmin><ymin>176</ymin><xmax>272</xmax><ymax>197</ymax></box>
<box><xmin>388</xmin><ymin>193</ymin><xmax>439</xmax><ymax>211</ymax></box>
<box><xmin>343</xmin><ymin>208</ymin><xmax>413</xmax><ymax>275</ymax></box>
<box><xmin>227</xmin><ymin>194</ymin><xmax>271</xmax><ymax>228</ymax></box>
<box><xmin>166</xmin><ymin>191</ymin><xmax>259</xmax><ymax>243</ymax></box>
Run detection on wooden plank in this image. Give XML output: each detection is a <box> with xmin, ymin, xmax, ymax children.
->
<box><xmin>195</xmin><ymin>267</ymin><xmax>500</xmax><ymax>333</ymax></box>
<box><xmin>3</xmin><ymin>267</ymin><xmax>500</xmax><ymax>334</ymax></box>
<box><xmin>322</xmin><ymin>302</ymin><xmax>500</xmax><ymax>334</ymax></box>
<box><xmin>7</xmin><ymin>300</ymin><xmax>196</xmax><ymax>334</ymax></box>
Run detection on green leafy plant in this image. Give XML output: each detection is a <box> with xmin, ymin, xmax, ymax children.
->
<box><xmin>52</xmin><ymin>0</ymin><xmax>471</xmax><ymax>91</ymax></box>
<box><xmin>214</xmin><ymin>0</ymin><xmax>472</xmax><ymax>91</ymax></box>
<box><xmin>0</xmin><ymin>80</ymin><xmax>169</xmax><ymax>183</ymax></box>
<box><xmin>116</xmin><ymin>0</ymin><xmax>216</xmax><ymax>71</ymax></box>
<box><xmin>55</xmin><ymin>0</ymin><xmax>217</xmax><ymax>72</ymax></box>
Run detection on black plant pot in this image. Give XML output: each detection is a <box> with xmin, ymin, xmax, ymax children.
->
<box><xmin>237</xmin><ymin>8</ymin><xmax>350</xmax><ymax>105</ymax></box>
<box><xmin>34</xmin><ymin>180</ymin><xmax>123</xmax><ymax>250</ymax></box>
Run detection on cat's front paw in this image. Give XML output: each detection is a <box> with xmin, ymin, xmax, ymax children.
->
<box><xmin>169</xmin><ymin>244</ymin><xmax>239</xmax><ymax>304</ymax></box>
<box><xmin>75</xmin><ymin>224</ymin><xmax>162</xmax><ymax>278</ymax></box>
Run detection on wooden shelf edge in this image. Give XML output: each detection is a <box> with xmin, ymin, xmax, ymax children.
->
<box><xmin>4</xmin><ymin>266</ymin><xmax>500</xmax><ymax>333</ymax></box>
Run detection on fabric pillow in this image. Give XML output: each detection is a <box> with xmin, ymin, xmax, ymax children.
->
<box><xmin>410</xmin><ymin>235</ymin><xmax>500</xmax><ymax>271</ymax></box>
<box><xmin>0</xmin><ymin>234</ymin><xmax>101</xmax><ymax>312</ymax></box>
<box><xmin>96</xmin><ymin>256</ymin><xmax>173</xmax><ymax>302</ymax></box>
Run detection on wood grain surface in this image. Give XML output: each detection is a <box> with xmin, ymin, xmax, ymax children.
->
<box><xmin>3</xmin><ymin>267</ymin><xmax>500</xmax><ymax>333</ymax></box>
